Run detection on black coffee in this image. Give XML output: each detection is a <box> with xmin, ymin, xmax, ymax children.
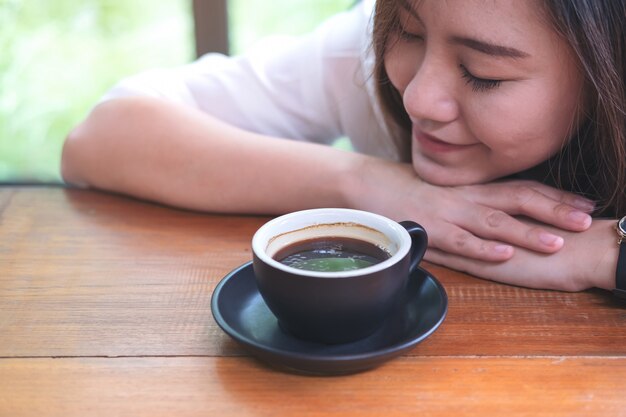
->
<box><xmin>274</xmin><ymin>236</ymin><xmax>391</xmax><ymax>272</ymax></box>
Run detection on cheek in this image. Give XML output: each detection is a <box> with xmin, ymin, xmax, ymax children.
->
<box><xmin>467</xmin><ymin>83</ymin><xmax>580</xmax><ymax>161</ymax></box>
<box><xmin>543</xmin><ymin>71</ymin><xmax>585</xmax><ymax>142</ymax></box>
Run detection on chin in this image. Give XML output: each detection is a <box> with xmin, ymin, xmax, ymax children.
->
<box><xmin>412</xmin><ymin>163</ymin><xmax>494</xmax><ymax>187</ymax></box>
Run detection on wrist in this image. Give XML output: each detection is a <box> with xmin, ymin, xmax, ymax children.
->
<box><xmin>340</xmin><ymin>154</ymin><xmax>382</xmax><ymax>210</ymax></box>
<box><xmin>333</xmin><ymin>152</ymin><xmax>372</xmax><ymax>210</ymax></box>
<box><xmin>342</xmin><ymin>156</ymin><xmax>417</xmax><ymax>216</ymax></box>
<box><xmin>612</xmin><ymin>216</ymin><xmax>626</xmax><ymax>297</ymax></box>
<box><xmin>586</xmin><ymin>220</ymin><xmax>620</xmax><ymax>290</ymax></box>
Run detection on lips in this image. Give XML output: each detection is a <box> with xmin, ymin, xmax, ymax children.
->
<box><xmin>413</xmin><ymin>128</ymin><xmax>475</xmax><ymax>154</ymax></box>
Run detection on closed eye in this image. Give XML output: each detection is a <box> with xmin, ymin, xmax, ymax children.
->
<box><xmin>460</xmin><ymin>64</ymin><xmax>502</xmax><ymax>92</ymax></box>
<box><xmin>397</xmin><ymin>27</ymin><xmax>424</xmax><ymax>43</ymax></box>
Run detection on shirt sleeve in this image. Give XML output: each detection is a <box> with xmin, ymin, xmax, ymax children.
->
<box><xmin>100</xmin><ymin>3</ymin><xmax>374</xmax><ymax>147</ymax></box>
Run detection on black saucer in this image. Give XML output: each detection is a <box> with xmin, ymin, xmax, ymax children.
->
<box><xmin>211</xmin><ymin>262</ymin><xmax>448</xmax><ymax>375</ymax></box>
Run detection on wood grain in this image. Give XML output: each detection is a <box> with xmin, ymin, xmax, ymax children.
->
<box><xmin>2</xmin><ymin>186</ymin><xmax>626</xmax><ymax>417</ymax></box>
<box><xmin>1</xmin><ymin>187</ymin><xmax>624</xmax><ymax>358</ymax></box>
<box><xmin>1</xmin><ymin>356</ymin><xmax>625</xmax><ymax>417</ymax></box>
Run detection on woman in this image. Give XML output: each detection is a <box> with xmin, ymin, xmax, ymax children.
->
<box><xmin>61</xmin><ymin>0</ymin><xmax>625</xmax><ymax>292</ymax></box>
<box><xmin>370</xmin><ymin>0</ymin><xmax>626</xmax><ymax>291</ymax></box>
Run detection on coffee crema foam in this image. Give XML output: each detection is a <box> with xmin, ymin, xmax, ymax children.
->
<box><xmin>265</xmin><ymin>222</ymin><xmax>396</xmax><ymax>259</ymax></box>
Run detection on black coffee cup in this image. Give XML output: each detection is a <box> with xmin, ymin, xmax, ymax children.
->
<box><xmin>252</xmin><ymin>208</ymin><xmax>428</xmax><ymax>344</ymax></box>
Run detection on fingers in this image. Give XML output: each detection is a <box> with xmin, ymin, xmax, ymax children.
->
<box><xmin>428</xmin><ymin>210</ymin><xmax>570</xmax><ymax>262</ymax></box>
<box><xmin>425</xmin><ymin>247</ymin><xmax>483</xmax><ymax>273</ymax></box>
<box><xmin>404</xmin><ymin>179</ymin><xmax>595</xmax><ymax>264</ymax></box>
<box><xmin>521</xmin><ymin>182</ymin><xmax>594</xmax><ymax>230</ymax></box>
<box><xmin>525</xmin><ymin>182</ymin><xmax>595</xmax><ymax>213</ymax></box>
<box><xmin>429</xmin><ymin>203</ymin><xmax>571</xmax><ymax>262</ymax></box>
<box><xmin>428</xmin><ymin>222</ymin><xmax>515</xmax><ymax>262</ymax></box>
<box><xmin>463</xmin><ymin>181</ymin><xmax>593</xmax><ymax>232</ymax></box>
<box><xmin>424</xmin><ymin>247</ymin><xmax>587</xmax><ymax>291</ymax></box>
<box><xmin>458</xmin><ymin>205</ymin><xmax>567</xmax><ymax>254</ymax></box>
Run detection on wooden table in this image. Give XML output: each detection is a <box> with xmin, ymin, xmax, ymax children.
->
<box><xmin>1</xmin><ymin>186</ymin><xmax>625</xmax><ymax>416</ymax></box>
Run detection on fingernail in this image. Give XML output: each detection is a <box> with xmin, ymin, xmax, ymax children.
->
<box><xmin>567</xmin><ymin>210</ymin><xmax>592</xmax><ymax>226</ymax></box>
<box><xmin>493</xmin><ymin>244</ymin><xmax>513</xmax><ymax>254</ymax></box>
<box><xmin>539</xmin><ymin>232</ymin><xmax>564</xmax><ymax>247</ymax></box>
<box><xmin>572</xmin><ymin>198</ymin><xmax>595</xmax><ymax>212</ymax></box>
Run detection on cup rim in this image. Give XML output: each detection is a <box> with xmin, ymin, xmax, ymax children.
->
<box><xmin>252</xmin><ymin>208</ymin><xmax>412</xmax><ymax>278</ymax></box>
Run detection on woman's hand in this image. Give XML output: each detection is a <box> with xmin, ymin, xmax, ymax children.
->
<box><xmin>65</xmin><ymin>99</ymin><xmax>597</xmax><ymax>275</ymax></box>
<box><xmin>426</xmin><ymin>219</ymin><xmax>617</xmax><ymax>292</ymax></box>
<box><xmin>352</xmin><ymin>158</ymin><xmax>595</xmax><ymax>263</ymax></box>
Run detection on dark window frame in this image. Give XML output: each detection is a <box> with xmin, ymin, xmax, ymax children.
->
<box><xmin>192</xmin><ymin>0</ymin><xmax>229</xmax><ymax>56</ymax></box>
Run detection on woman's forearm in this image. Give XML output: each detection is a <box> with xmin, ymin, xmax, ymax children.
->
<box><xmin>62</xmin><ymin>96</ymin><xmax>604</xmax><ymax>271</ymax></box>
<box><xmin>61</xmin><ymin>96</ymin><xmax>366</xmax><ymax>214</ymax></box>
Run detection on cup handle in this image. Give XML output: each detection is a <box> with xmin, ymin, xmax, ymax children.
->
<box><xmin>399</xmin><ymin>221</ymin><xmax>428</xmax><ymax>273</ymax></box>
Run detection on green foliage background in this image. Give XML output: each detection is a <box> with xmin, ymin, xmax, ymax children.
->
<box><xmin>0</xmin><ymin>0</ymin><xmax>354</xmax><ymax>183</ymax></box>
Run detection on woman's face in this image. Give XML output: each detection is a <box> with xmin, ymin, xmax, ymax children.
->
<box><xmin>384</xmin><ymin>0</ymin><xmax>585</xmax><ymax>185</ymax></box>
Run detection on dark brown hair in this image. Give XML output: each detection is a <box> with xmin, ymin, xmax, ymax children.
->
<box><xmin>372</xmin><ymin>0</ymin><xmax>626</xmax><ymax>217</ymax></box>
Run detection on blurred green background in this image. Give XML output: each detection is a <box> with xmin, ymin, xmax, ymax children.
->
<box><xmin>0</xmin><ymin>0</ymin><xmax>353</xmax><ymax>183</ymax></box>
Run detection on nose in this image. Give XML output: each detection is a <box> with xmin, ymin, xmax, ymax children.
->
<box><xmin>403</xmin><ymin>55</ymin><xmax>459</xmax><ymax>125</ymax></box>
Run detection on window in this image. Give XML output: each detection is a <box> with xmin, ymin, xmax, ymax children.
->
<box><xmin>0</xmin><ymin>0</ymin><xmax>353</xmax><ymax>183</ymax></box>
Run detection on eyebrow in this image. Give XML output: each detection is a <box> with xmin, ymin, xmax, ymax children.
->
<box><xmin>399</xmin><ymin>5</ymin><xmax>531</xmax><ymax>60</ymax></box>
<box><xmin>450</xmin><ymin>36</ymin><xmax>530</xmax><ymax>59</ymax></box>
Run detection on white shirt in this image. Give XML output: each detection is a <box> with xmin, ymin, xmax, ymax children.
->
<box><xmin>102</xmin><ymin>0</ymin><xmax>399</xmax><ymax>161</ymax></box>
